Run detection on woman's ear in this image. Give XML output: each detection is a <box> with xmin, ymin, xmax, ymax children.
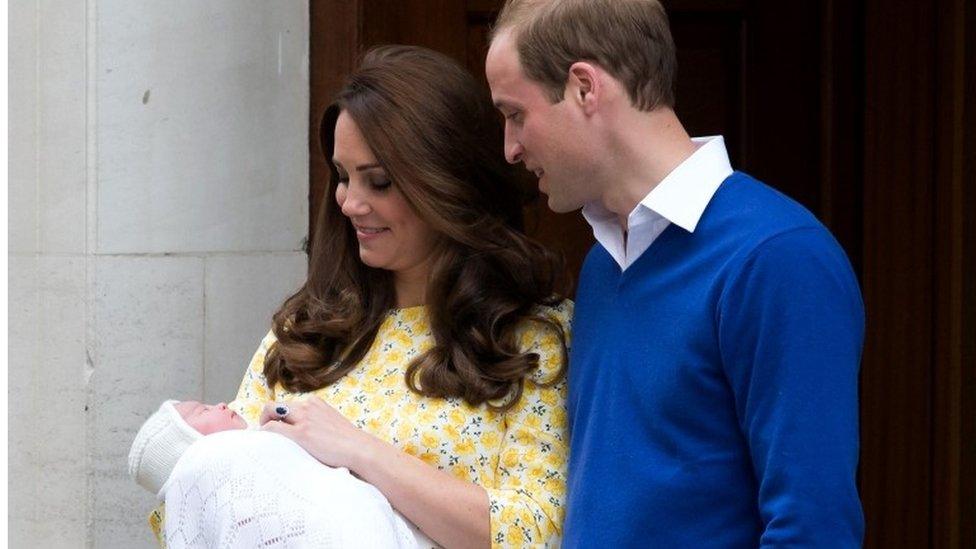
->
<box><xmin>567</xmin><ymin>61</ymin><xmax>601</xmax><ymax>115</ymax></box>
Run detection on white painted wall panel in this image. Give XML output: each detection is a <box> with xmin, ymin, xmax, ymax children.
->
<box><xmin>8</xmin><ymin>256</ymin><xmax>89</xmax><ymax>546</ymax></box>
<box><xmin>31</xmin><ymin>519</ymin><xmax>89</xmax><ymax>549</ymax></box>
<box><xmin>203</xmin><ymin>252</ymin><xmax>307</xmax><ymax>403</ymax></box>
<box><xmin>92</xmin><ymin>519</ymin><xmax>156</xmax><ymax>549</ymax></box>
<box><xmin>8</xmin><ymin>256</ymin><xmax>39</xmax><ymax>527</ymax></box>
<box><xmin>37</xmin><ymin>0</ymin><xmax>89</xmax><ymax>254</ymax></box>
<box><xmin>90</xmin><ymin>256</ymin><xmax>206</xmax><ymax>544</ymax></box>
<box><xmin>7</xmin><ymin>523</ymin><xmax>38</xmax><ymax>549</ymax></box>
<box><xmin>33</xmin><ymin>257</ymin><xmax>88</xmax><ymax>532</ymax></box>
<box><xmin>8</xmin><ymin>0</ymin><xmax>39</xmax><ymax>255</ymax></box>
<box><xmin>91</xmin><ymin>255</ymin><xmax>206</xmax><ymax>425</ymax></box>
<box><xmin>9</xmin><ymin>2</ymin><xmax>310</xmax><ymax>545</ymax></box>
<box><xmin>95</xmin><ymin>0</ymin><xmax>308</xmax><ymax>254</ymax></box>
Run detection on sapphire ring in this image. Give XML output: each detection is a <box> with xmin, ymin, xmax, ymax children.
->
<box><xmin>274</xmin><ymin>403</ymin><xmax>290</xmax><ymax>419</ymax></box>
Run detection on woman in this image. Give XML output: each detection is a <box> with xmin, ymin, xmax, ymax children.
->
<box><xmin>229</xmin><ymin>45</ymin><xmax>570</xmax><ymax>548</ymax></box>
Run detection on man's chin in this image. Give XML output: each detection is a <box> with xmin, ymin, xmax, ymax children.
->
<box><xmin>545</xmin><ymin>194</ymin><xmax>581</xmax><ymax>214</ymax></box>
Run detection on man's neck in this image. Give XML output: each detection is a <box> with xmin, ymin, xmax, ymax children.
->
<box><xmin>599</xmin><ymin>108</ymin><xmax>697</xmax><ymax>230</ymax></box>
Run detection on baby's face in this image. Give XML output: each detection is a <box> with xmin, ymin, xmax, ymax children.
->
<box><xmin>175</xmin><ymin>401</ymin><xmax>247</xmax><ymax>435</ymax></box>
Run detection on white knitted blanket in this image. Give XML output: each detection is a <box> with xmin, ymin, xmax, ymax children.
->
<box><xmin>161</xmin><ymin>430</ymin><xmax>420</xmax><ymax>548</ymax></box>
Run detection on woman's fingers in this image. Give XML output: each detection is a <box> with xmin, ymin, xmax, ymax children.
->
<box><xmin>259</xmin><ymin>400</ymin><xmax>300</xmax><ymax>425</ymax></box>
<box><xmin>258</xmin><ymin>402</ymin><xmax>278</xmax><ymax>425</ymax></box>
<box><xmin>260</xmin><ymin>417</ymin><xmax>296</xmax><ymax>437</ymax></box>
<box><xmin>256</xmin><ymin>396</ymin><xmax>373</xmax><ymax>469</ymax></box>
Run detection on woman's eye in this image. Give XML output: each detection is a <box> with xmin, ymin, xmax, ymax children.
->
<box><xmin>371</xmin><ymin>179</ymin><xmax>392</xmax><ymax>191</ymax></box>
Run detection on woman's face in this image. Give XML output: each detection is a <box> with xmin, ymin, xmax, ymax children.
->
<box><xmin>332</xmin><ymin>110</ymin><xmax>438</xmax><ymax>279</ymax></box>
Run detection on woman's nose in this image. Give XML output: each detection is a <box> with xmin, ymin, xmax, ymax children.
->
<box><xmin>340</xmin><ymin>187</ymin><xmax>370</xmax><ymax>217</ymax></box>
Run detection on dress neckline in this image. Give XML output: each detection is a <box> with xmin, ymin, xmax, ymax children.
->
<box><xmin>391</xmin><ymin>304</ymin><xmax>425</xmax><ymax>312</ymax></box>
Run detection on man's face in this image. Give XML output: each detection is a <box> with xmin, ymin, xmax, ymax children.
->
<box><xmin>486</xmin><ymin>31</ymin><xmax>598</xmax><ymax>213</ymax></box>
<box><xmin>175</xmin><ymin>401</ymin><xmax>246</xmax><ymax>435</ymax></box>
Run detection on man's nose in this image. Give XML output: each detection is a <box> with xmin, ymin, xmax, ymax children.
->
<box><xmin>504</xmin><ymin>138</ymin><xmax>524</xmax><ymax>165</ymax></box>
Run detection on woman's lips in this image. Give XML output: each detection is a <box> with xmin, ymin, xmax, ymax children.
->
<box><xmin>355</xmin><ymin>226</ymin><xmax>389</xmax><ymax>241</ymax></box>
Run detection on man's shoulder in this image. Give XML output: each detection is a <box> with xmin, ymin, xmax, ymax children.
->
<box><xmin>676</xmin><ymin>172</ymin><xmax>857</xmax><ymax>301</ymax></box>
<box><xmin>704</xmin><ymin>171</ymin><xmax>836</xmax><ymax>252</ymax></box>
<box><xmin>709</xmin><ymin>175</ymin><xmax>860</xmax><ymax>306</ymax></box>
<box><xmin>712</xmin><ymin>172</ymin><xmax>821</xmax><ymax>228</ymax></box>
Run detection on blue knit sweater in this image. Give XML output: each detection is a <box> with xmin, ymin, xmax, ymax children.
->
<box><xmin>563</xmin><ymin>172</ymin><xmax>864</xmax><ymax>548</ymax></box>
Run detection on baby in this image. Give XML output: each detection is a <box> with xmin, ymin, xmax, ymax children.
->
<box><xmin>128</xmin><ymin>400</ymin><xmax>434</xmax><ymax>549</ymax></box>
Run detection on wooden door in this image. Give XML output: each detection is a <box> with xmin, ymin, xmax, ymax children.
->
<box><xmin>308</xmin><ymin>1</ymin><xmax>976</xmax><ymax>546</ymax></box>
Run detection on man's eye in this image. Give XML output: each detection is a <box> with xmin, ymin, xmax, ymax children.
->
<box><xmin>506</xmin><ymin>112</ymin><xmax>521</xmax><ymax>121</ymax></box>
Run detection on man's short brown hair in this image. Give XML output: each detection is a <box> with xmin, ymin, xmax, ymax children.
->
<box><xmin>492</xmin><ymin>0</ymin><xmax>676</xmax><ymax>111</ymax></box>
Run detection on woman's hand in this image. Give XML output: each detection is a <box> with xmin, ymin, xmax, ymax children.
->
<box><xmin>261</xmin><ymin>396</ymin><xmax>490</xmax><ymax>549</ymax></box>
<box><xmin>259</xmin><ymin>397</ymin><xmax>377</xmax><ymax>470</ymax></box>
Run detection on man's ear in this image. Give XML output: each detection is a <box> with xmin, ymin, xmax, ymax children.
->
<box><xmin>567</xmin><ymin>61</ymin><xmax>601</xmax><ymax>115</ymax></box>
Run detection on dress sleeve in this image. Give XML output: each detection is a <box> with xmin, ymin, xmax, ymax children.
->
<box><xmin>148</xmin><ymin>505</ymin><xmax>166</xmax><ymax>547</ymax></box>
<box><xmin>486</xmin><ymin>302</ymin><xmax>572</xmax><ymax>548</ymax></box>
<box><xmin>228</xmin><ymin>330</ymin><xmax>280</xmax><ymax>425</ymax></box>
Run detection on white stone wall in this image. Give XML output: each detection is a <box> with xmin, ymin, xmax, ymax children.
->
<box><xmin>8</xmin><ymin>1</ymin><xmax>310</xmax><ymax>546</ymax></box>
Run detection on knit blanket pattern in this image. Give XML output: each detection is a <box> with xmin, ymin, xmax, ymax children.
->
<box><xmin>161</xmin><ymin>429</ymin><xmax>417</xmax><ymax>548</ymax></box>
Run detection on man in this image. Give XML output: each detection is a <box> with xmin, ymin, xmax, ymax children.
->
<box><xmin>485</xmin><ymin>1</ymin><xmax>865</xmax><ymax>547</ymax></box>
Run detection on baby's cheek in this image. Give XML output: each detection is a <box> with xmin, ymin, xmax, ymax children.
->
<box><xmin>205</xmin><ymin>418</ymin><xmax>241</xmax><ymax>435</ymax></box>
<box><xmin>183</xmin><ymin>415</ymin><xmax>207</xmax><ymax>434</ymax></box>
<box><xmin>188</xmin><ymin>413</ymin><xmax>233</xmax><ymax>435</ymax></box>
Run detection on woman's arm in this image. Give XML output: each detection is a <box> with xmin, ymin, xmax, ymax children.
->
<box><xmin>478</xmin><ymin>310</ymin><xmax>571</xmax><ymax>548</ymax></box>
<box><xmin>240</xmin><ymin>330</ymin><xmax>489</xmax><ymax>546</ymax></box>
<box><xmin>260</xmin><ymin>303</ymin><xmax>572</xmax><ymax>549</ymax></box>
<box><xmin>357</xmin><ymin>436</ymin><xmax>491</xmax><ymax>548</ymax></box>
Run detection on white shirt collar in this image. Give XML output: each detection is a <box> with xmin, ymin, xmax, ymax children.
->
<box><xmin>582</xmin><ymin>135</ymin><xmax>734</xmax><ymax>269</ymax></box>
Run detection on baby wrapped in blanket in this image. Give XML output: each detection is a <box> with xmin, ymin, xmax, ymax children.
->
<box><xmin>128</xmin><ymin>400</ymin><xmax>435</xmax><ymax>548</ymax></box>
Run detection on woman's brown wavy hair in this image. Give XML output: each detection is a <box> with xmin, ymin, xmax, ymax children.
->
<box><xmin>262</xmin><ymin>45</ymin><xmax>567</xmax><ymax>412</ymax></box>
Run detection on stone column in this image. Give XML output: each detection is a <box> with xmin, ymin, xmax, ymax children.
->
<box><xmin>8</xmin><ymin>1</ymin><xmax>310</xmax><ymax>546</ymax></box>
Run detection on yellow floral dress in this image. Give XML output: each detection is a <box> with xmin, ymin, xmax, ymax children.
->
<box><xmin>152</xmin><ymin>301</ymin><xmax>571</xmax><ymax>548</ymax></box>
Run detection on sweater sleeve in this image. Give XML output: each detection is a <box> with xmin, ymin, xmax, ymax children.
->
<box><xmin>718</xmin><ymin>227</ymin><xmax>865</xmax><ymax>547</ymax></box>
<box><xmin>486</xmin><ymin>304</ymin><xmax>571</xmax><ymax>548</ymax></box>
